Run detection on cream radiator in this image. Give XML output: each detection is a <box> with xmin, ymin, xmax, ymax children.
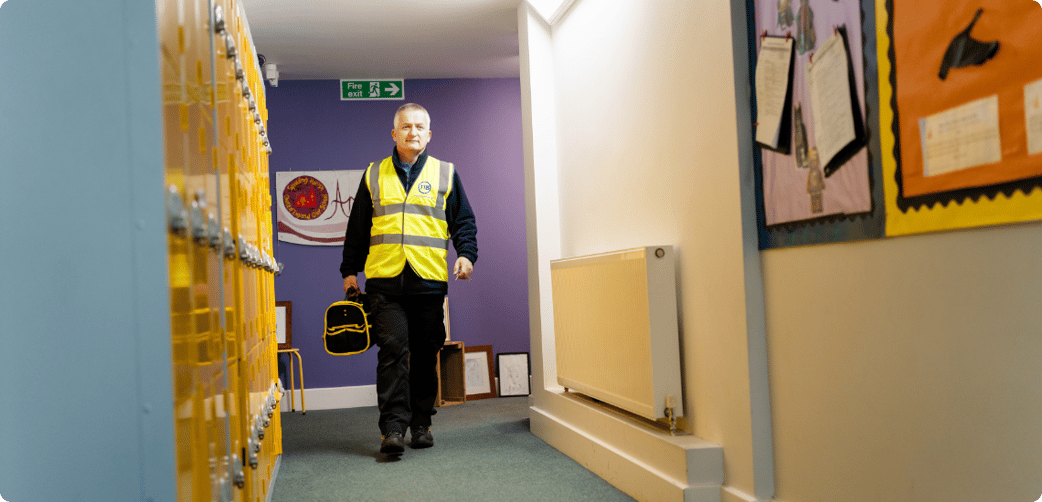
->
<box><xmin>550</xmin><ymin>246</ymin><xmax>683</xmax><ymax>422</ymax></box>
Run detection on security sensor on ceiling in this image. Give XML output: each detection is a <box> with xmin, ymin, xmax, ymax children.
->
<box><xmin>264</xmin><ymin>62</ymin><xmax>279</xmax><ymax>87</ymax></box>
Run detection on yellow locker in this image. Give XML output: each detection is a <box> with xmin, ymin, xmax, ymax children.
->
<box><xmin>161</xmin><ymin>0</ymin><xmax>280</xmax><ymax>500</ymax></box>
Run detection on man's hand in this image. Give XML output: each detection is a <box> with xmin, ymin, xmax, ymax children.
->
<box><xmin>343</xmin><ymin>275</ymin><xmax>359</xmax><ymax>293</ymax></box>
<box><xmin>453</xmin><ymin>257</ymin><xmax>473</xmax><ymax>281</ymax></box>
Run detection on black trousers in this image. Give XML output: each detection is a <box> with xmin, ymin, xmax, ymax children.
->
<box><xmin>368</xmin><ymin>292</ymin><xmax>446</xmax><ymax>435</ymax></box>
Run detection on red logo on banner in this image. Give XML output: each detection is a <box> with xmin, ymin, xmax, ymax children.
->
<box><xmin>283</xmin><ymin>175</ymin><xmax>329</xmax><ymax>220</ymax></box>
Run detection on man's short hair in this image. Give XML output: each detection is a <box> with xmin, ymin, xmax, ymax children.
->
<box><xmin>394</xmin><ymin>103</ymin><xmax>430</xmax><ymax>127</ymax></box>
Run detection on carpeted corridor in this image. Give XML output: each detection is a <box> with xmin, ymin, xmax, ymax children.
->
<box><xmin>271</xmin><ymin>396</ymin><xmax>636</xmax><ymax>502</ymax></box>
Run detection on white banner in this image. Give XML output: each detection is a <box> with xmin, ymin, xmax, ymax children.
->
<box><xmin>276</xmin><ymin>170</ymin><xmax>364</xmax><ymax>246</ymax></box>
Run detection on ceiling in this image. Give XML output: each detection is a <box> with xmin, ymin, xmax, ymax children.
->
<box><xmin>239</xmin><ymin>0</ymin><xmax>525</xmax><ymax>80</ymax></box>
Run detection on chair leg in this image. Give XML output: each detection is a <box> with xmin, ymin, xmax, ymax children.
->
<box><xmin>288</xmin><ymin>353</ymin><xmax>296</xmax><ymax>412</ymax></box>
<box><xmin>294</xmin><ymin>350</ymin><xmax>305</xmax><ymax>415</ymax></box>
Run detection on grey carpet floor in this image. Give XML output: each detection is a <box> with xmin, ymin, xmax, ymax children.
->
<box><xmin>271</xmin><ymin>396</ymin><xmax>636</xmax><ymax>502</ymax></box>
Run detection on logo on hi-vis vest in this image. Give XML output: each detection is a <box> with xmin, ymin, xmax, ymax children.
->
<box><xmin>283</xmin><ymin>175</ymin><xmax>329</xmax><ymax>220</ymax></box>
<box><xmin>418</xmin><ymin>181</ymin><xmax>432</xmax><ymax>195</ymax></box>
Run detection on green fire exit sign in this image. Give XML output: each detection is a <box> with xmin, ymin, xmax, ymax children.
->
<box><xmin>340</xmin><ymin>79</ymin><xmax>405</xmax><ymax>100</ymax></box>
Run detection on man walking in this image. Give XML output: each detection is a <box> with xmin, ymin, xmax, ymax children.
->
<box><xmin>340</xmin><ymin>103</ymin><xmax>478</xmax><ymax>454</ymax></box>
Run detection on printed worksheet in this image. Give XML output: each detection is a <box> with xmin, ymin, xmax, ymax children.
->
<box><xmin>918</xmin><ymin>95</ymin><xmax>1001</xmax><ymax>177</ymax></box>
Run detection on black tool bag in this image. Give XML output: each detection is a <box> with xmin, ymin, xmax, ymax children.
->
<box><xmin>323</xmin><ymin>291</ymin><xmax>373</xmax><ymax>356</ymax></box>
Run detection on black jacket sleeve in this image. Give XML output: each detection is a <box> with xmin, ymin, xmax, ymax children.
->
<box><xmin>340</xmin><ymin>174</ymin><xmax>372</xmax><ymax>278</ymax></box>
<box><xmin>447</xmin><ymin>172</ymin><xmax>478</xmax><ymax>265</ymax></box>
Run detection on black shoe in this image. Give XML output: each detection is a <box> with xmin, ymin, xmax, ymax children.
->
<box><xmin>380</xmin><ymin>431</ymin><xmax>405</xmax><ymax>454</ymax></box>
<box><xmin>410</xmin><ymin>425</ymin><xmax>434</xmax><ymax>449</ymax></box>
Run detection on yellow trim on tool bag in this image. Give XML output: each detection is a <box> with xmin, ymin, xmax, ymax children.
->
<box><xmin>323</xmin><ymin>299</ymin><xmax>371</xmax><ymax>356</ymax></box>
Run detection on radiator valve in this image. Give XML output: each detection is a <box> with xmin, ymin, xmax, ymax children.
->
<box><xmin>664</xmin><ymin>395</ymin><xmax>678</xmax><ymax>436</ymax></box>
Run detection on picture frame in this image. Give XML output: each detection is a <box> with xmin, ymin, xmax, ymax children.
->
<box><xmin>463</xmin><ymin>345</ymin><xmax>497</xmax><ymax>400</ymax></box>
<box><xmin>276</xmin><ymin>301</ymin><xmax>292</xmax><ymax>350</ymax></box>
<box><xmin>496</xmin><ymin>352</ymin><xmax>531</xmax><ymax>397</ymax></box>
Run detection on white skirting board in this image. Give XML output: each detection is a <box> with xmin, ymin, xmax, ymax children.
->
<box><xmin>280</xmin><ymin>378</ymin><xmax>512</xmax><ymax>412</ymax></box>
<box><xmin>530</xmin><ymin>390</ymin><xmax>723</xmax><ymax>502</ymax></box>
<box><xmin>280</xmin><ymin>385</ymin><xmax>378</xmax><ymax>412</ymax></box>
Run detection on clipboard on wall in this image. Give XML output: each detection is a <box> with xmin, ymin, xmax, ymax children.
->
<box><xmin>754</xmin><ymin>35</ymin><xmax>796</xmax><ymax>154</ymax></box>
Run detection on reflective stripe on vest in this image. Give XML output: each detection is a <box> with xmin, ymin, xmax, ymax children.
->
<box><xmin>363</xmin><ymin>156</ymin><xmax>454</xmax><ymax>282</ymax></box>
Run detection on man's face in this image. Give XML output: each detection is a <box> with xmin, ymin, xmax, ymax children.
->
<box><xmin>392</xmin><ymin>109</ymin><xmax>432</xmax><ymax>159</ymax></box>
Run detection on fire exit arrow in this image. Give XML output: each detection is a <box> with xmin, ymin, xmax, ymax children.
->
<box><xmin>340</xmin><ymin>79</ymin><xmax>405</xmax><ymax>101</ymax></box>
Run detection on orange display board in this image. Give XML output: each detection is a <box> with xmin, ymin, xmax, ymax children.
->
<box><xmin>879</xmin><ymin>0</ymin><xmax>1042</xmax><ymax>235</ymax></box>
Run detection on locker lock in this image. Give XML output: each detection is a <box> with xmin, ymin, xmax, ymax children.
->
<box><xmin>234</xmin><ymin>59</ymin><xmax>244</xmax><ymax>81</ymax></box>
<box><xmin>213</xmin><ymin>5</ymin><xmax>226</xmax><ymax>34</ymax></box>
<box><xmin>190</xmin><ymin>201</ymin><xmax>207</xmax><ymax>245</ymax></box>
<box><xmin>248</xmin><ymin>96</ymin><xmax>257</xmax><ymax>113</ymax></box>
<box><xmin>253</xmin><ymin>111</ymin><xmax>262</xmax><ymax>126</ymax></box>
<box><xmin>224</xmin><ymin>34</ymin><xmax>237</xmax><ymax>59</ymax></box>
<box><xmin>254</xmin><ymin>416</ymin><xmax>265</xmax><ymax>440</ymax></box>
<box><xmin>166</xmin><ymin>186</ymin><xmax>187</xmax><ymax>234</ymax></box>
<box><xmin>207</xmin><ymin>214</ymin><xmax>222</xmax><ymax>250</ymax></box>
<box><xmin>241</xmin><ymin>81</ymin><xmax>251</xmax><ymax>100</ymax></box>
<box><xmin>275</xmin><ymin>261</ymin><xmax>284</xmax><ymax>275</ymax></box>
<box><xmin>237</xmin><ymin>235</ymin><xmax>249</xmax><ymax>263</ymax></box>
<box><xmin>223</xmin><ymin>228</ymin><xmax>236</xmax><ymax>259</ymax></box>
<box><xmin>231</xmin><ymin>453</ymin><xmax>245</xmax><ymax>489</ymax></box>
<box><xmin>248</xmin><ymin>448</ymin><xmax>259</xmax><ymax>470</ymax></box>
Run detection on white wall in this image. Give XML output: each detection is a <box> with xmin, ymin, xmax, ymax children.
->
<box><xmin>522</xmin><ymin>0</ymin><xmax>1042</xmax><ymax>500</ymax></box>
<box><xmin>523</xmin><ymin>0</ymin><xmax>769</xmax><ymax>500</ymax></box>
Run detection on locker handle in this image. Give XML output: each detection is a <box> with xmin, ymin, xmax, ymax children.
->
<box><xmin>231</xmin><ymin>453</ymin><xmax>245</xmax><ymax>489</ymax></box>
<box><xmin>224</xmin><ymin>33</ymin><xmax>237</xmax><ymax>59</ymax></box>
<box><xmin>207</xmin><ymin>214</ymin><xmax>222</xmax><ymax>250</ymax></box>
<box><xmin>238</xmin><ymin>235</ymin><xmax>249</xmax><ymax>263</ymax></box>
<box><xmin>190</xmin><ymin>201</ymin><xmax>206</xmax><ymax>244</ymax></box>
<box><xmin>223</xmin><ymin>228</ymin><xmax>236</xmax><ymax>259</ymax></box>
<box><xmin>213</xmin><ymin>5</ymin><xmax>226</xmax><ymax>34</ymax></box>
<box><xmin>166</xmin><ymin>186</ymin><xmax>187</xmax><ymax>234</ymax></box>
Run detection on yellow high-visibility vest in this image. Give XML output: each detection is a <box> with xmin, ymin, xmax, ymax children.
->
<box><xmin>363</xmin><ymin>155</ymin><xmax>454</xmax><ymax>282</ymax></box>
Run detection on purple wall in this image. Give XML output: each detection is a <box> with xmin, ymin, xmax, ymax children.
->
<box><xmin>267</xmin><ymin>78</ymin><xmax>529</xmax><ymax>389</ymax></box>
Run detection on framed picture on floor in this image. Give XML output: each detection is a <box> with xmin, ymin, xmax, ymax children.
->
<box><xmin>496</xmin><ymin>352</ymin><xmax>530</xmax><ymax>397</ymax></box>
<box><xmin>276</xmin><ymin>301</ymin><xmax>292</xmax><ymax>350</ymax></box>
<box><xmin>464</xmin><ymin>345</ymin><xmax>497</xmax><ymax>400</ymax></box>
